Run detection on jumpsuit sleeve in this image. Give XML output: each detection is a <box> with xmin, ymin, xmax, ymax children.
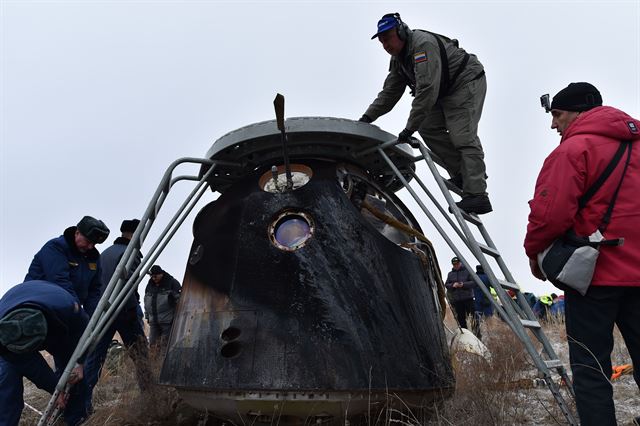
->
<box><xmin>363</xmin><ymin>62</ymin><xmax>407</xmax><ymax>122</ymax></box>
<box><xmin>405</xmin><ymin>38</ymin><xmax>442</xmax><ymax>131</ymax></box>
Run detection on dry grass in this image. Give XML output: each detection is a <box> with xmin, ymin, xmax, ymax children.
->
<box><xmin>19</xmin><ymin>320</ymin><xmax>638</xmax><ymax>425</ymax></box>
<box><xmin>426</xmin><ymin>319</ymin><xmax>573</xmax><ymax>425</ymax></box>
<box><xmin>83</xmin><ymin>348</ymin><xmax>209</xmax><ymax>426</ymax></box>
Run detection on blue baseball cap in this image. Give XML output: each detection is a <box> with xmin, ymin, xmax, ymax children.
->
<box><xmin>371</xmin><ymin>14</ymin><xmax>400</xmax><ymax>39</ymax></box>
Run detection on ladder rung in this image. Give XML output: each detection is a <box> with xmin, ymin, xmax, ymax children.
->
<box><xmin>520</xmin><ymin>319</ymin><xmax>541</xmax><ymax>329</ymax></box>
<box><xmin>443</xmin><ymin>180</ymin><xmax>463</xmax><ymax>196</ymax></box>
<box><xmin>460</xmin><ymin>210</ymin><xmax>483</xmax><ymax>226</ymax></box>
<box><xmin>478</xmin><ymin>243</ymin><xmax>501</xmax><ymax>258</ymax></box>
<box><xmin>498</xmin><ymin>279</ymin><xmax>520</xmax><ymax>291</ymax></box>
<box><xmin>545</xmin><ymin>359</ymin><xmax>564</xmax><ymax>369</ymax></box>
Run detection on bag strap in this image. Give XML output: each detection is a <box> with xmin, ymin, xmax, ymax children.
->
<box><xmin>430</xmin><ymin>32</ymin><xmax>450</xmax><ymax>101</ymax></box>
<box><xmin>422</xmin><ymin>30</ymin><xmax>469</xmax><ymax>100</ymax></box>
<box><xmin>599</xmin><ymin>140</ymin><xmax>632</xmax><ymax>232</ymax></box>
<box><xmin>578</xmin><ymin>140</ymin><xmax>630</xmax><ymax>209</ymax></box>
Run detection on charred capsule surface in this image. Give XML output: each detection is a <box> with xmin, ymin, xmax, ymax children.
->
<box><xmin>159</xmin><ymin>118</ymin><xmax>453</xmax><ymax>421</ymax></box>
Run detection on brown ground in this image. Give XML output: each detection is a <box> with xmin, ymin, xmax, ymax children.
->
<box><xmin>19</xmin><ymin>319</ymin><xmax>639</xmax><ymax>425</ymax></box>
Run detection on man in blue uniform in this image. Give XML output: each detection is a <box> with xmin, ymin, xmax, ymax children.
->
<box><xmin>0</xmin><ymin>280</ymin><xmax>90</xmax><ymax>426</ymax></box>
<box><xmin>83</xmin><ymin>219</ymin><xmax>152</xmax><ymax>414</ymax></box>
<box><xmin>25</xmin><ymin>216</ymin><xmax>110</xmax><ymax>315</ymax></box>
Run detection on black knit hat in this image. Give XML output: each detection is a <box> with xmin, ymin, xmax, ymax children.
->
<box><xmin>120</xmin><ymin>219</ymin><xmax>140</xmax><ymax>233</ymax></box>
<box><xmin>77</xmin><ymin>216</ymin><xmax>110</xmax><ymax>244</ymax></box>
<box><xmin>148</xmin><ymin>265</ymin><xmax>164</xmax><ymax>275</ymax></box>
<box><xmin>551</xmin><ymin>82</ymin><xmax>602</xmax><ymax>112</ymax></box>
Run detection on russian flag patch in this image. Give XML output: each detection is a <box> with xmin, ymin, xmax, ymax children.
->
<box><xmin>414</xmin><ymin>51</ymin><xmax>427</xmax><ymax>63</ymax></box>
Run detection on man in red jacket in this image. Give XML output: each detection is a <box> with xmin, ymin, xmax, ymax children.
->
<box><xmin>524</xmin><ymin>82</ymin><xmax>640</xmax><ymax>426</ymax></box>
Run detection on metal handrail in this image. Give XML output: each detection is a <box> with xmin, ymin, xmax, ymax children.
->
<box><xmin>38</xmin><ymin>157</ymin><xmax>236</xmax><ymax>425</ymax></box>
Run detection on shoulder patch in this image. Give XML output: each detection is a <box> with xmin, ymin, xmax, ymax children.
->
<box><xmin>628</xmin><ymin>121</ymin><xmax>638</xmax><ymax>134</ymax></box>
<box><xmin>414</xmin><ymin>51</ymin><xmax>427</xmax><ymax>63</ymax></box>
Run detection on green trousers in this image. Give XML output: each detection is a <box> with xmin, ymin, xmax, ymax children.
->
<box><xmin>418</xmin><ymin>75</ymin><xmax>488</xmax><ymax>196</ymax></box>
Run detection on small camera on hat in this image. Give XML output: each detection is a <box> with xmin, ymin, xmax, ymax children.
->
<box><xmin>540</xmin><ymin>94</ymin><xmax>551</xmax><ymax>113</ymax></box>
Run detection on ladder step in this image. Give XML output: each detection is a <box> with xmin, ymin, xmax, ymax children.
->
<box><xmin>460</xmin><ymin>210</ymin><xmax>483</xmax><ymax>226</ymax></box>
<box><xmin>545</xmin><ymin>359</ymin><xmax>564</xmax><ymax>369</ymax></box>
<box><xmin>498</xmin><ymin>279</ymin><xmax>520</xmax><ymax>291</ymax></box>
<box><xmin>520</xmin><ymin>319</ymin><xmax>541</xmax><ymax>329</ymax></box>
<box><xmin>443</xmin><ymin>179</ymin><xmax>463</xmax><ymax>196</ymax></box>
<box><xmin>478</xmin><ymin>243</ymin><xmax>501</xmax><ymax>258</ymax></box>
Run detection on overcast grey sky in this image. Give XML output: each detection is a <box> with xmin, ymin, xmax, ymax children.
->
<box><xmin>1</xmin><ymin>0</ymin><xmax>639</xmax><ymax>299</ymax></box>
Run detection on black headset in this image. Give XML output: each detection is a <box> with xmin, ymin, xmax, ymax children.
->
<box><xmin>382</xmin><ymin>12</ymin><xmax>410</xmax><ymax>41</ymax></box>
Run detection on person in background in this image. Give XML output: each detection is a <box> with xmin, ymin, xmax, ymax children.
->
<box><xmin>533</xmin><ymin>294</ymin><xmax>553</xmax><ymax>321</ymax></box>
<box><xmin>444</xmin><ymin>257</ymin><xmax>478</xmax><ymax>335</ymax></box>
<box><xmin>473</xmin><ymin>266</ymin><xmax>494</xmax><ymax>314</ymax></box>
<box><xmin>471</xmin><ymin>265</ymin><xmax>493</xmax><ymax>339</ymax></box>
<box><xmin>550</xmin><ymin>293</ymin><xmax>565</xmax><ymax>318</ymax></box>
<box><xmin>83</xmin><ymin>219</ymin><xmax>152</xmax><ymax>415</ymax></box>
<box><xmin>25</xmin><ymin>216</ymin><xmax>110</xmax><ymax>316</ymax></box>
<box><xmin>143</xmin><ymin>265</ymin><xmax>181</xmax><ymax>349</ymax></box>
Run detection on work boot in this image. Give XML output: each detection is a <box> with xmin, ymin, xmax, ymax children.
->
<box><xmin>455</xmin><ymin>195</ymin><xmax>492</xmax><ymax>215</ymax></box>
<box><xmin>633</xmin><ymin>416</ymin><xmax>640</xmax><ymax>426</ymax></box>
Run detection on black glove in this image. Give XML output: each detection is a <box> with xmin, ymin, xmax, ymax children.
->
<box><xmin>398</xmin><ymin>128</ymin><xmax>414</xmax><ymax>142</ymax></box>
<box><xmin>358</xmin><ymin>114</ymin><xmax>373</xmax><ymax>124</ymax></box>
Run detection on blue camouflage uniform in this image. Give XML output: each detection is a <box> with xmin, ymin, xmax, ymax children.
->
<box><xmin>25</xmin><ymin>226</ymin><xmax>102</xmax><ymax>316</ymax></box>
<box><xmin>0</xmin><ymin>281</ymin><xmax>89</xmax><ymax>426</ymax></box>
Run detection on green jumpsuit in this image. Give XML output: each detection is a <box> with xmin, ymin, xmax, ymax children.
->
<box><xmin>364</xmin><ymin>29</ymin><xmax>488</xmax><ymax>196</ymax></box>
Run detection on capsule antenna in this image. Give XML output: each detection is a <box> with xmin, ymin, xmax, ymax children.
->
<box><xmin>273</xmin><ymin>93</ymin><xmax>293</xmax><ymax>190</ymax></box>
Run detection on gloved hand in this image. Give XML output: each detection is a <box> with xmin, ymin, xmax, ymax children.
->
<box><xmin>358</xmin><ymin>114</ymin><xmax>373</xmax><ymax>124</ymax></box>
<box><xmin>398</xmin><ymin>128</ymin><xmax>414</xmax><ymax>142</ymax></box>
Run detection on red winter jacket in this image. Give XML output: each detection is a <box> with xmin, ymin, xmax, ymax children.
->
<box><xmin>524</xmin><ymin>106</ymin><xmax>640</xmax><ymax>287</ymax></box>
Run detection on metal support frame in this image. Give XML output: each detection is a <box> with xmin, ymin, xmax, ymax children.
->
<box><xmin>38</xmin><ymin>157</ymin><xmax>238</xmax><ymax>425</ymax></box>
<box><xmin>373</xmin><ymin>139</ymin><xmax>578</xmax><ymax>425</ymax></box>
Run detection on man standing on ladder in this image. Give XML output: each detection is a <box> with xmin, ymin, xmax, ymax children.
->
<box><xmin>525</xmin><ymin>82</ymin><xmax>640</xmax><ymax>426</ymax></box>
<box><xmin>359</xmin><ymin>13</ymin><xmax>491</xmax><ymax>215</ymax></box>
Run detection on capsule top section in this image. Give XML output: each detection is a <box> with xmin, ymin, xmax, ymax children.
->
<box><xmin>204</xmin><ymin>117</ymin><xmax>416</xmax><ymax>193</ymax></box>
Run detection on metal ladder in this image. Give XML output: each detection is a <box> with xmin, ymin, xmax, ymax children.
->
<box><xmin>37</xmin><ymin>157</ymin><xmax>237</xmax><ymax>425</ymax></box>
<box><xmin>363</xmin><ymin>137</ymin><xmax>578</xmax><ymax>425</ymax></box>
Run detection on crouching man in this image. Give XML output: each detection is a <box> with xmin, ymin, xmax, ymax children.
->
<box><xmin>0</xmin><ymin>280</ymin><xmax>90</xmax><ymax>426</ymax></box>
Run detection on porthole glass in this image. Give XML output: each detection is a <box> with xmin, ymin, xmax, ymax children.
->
<box><xmin>269</xmin><ymin>212</ymin><xmax>314</xmax><ymax>251</ymax></box>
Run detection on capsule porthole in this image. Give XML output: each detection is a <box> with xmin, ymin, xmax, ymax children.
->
<box><xmin>269</xmin><ymin>212</ymin><xmax>314</xmax><ymax>251</ymax></box>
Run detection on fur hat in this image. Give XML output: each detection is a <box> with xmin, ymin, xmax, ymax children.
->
<box><xmin>0</xmin><ymin>308</ymin><xmax>47</xmax><ymax>354</ymax></box>
<box><xmin>120</xmin><ymin>219</ymin><xmax>140</xmax><ymax>234</ymax></box>
<box><xmin>77</xmin><ymin>216</ymin><xmax>110</xmax><ymax>244</ymax></box>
